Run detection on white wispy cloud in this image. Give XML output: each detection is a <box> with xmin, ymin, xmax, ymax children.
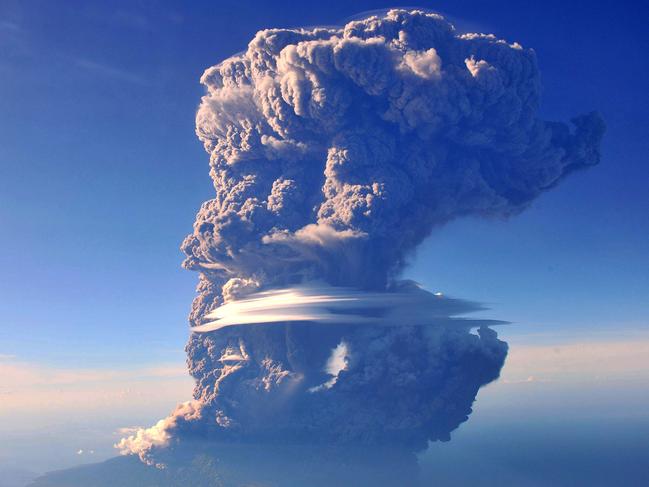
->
<box><xmin>0</xmin><ymin>20</ymin><xmax>21</xmax><ymax>33</ymax></box>
<box><xmin>73</xmin><ymin>58</ymin><xmax>149</xmax><ymax>86</ymax></box>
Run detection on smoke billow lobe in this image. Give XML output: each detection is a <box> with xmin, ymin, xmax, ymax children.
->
<box><xmin>118</xmin><ymin>9</ymin><xmax>603</xmax><ymax>465</ymax></box>
<box><xmin>184</xmin><ymin>9</ymin><xmax>603</xmax><ymax>289</ymax></box>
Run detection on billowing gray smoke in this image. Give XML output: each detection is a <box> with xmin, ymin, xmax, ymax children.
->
<box><xmin>117</xmin><ymin>9</ymin><xmax>603</xmax><ymax>465</ymax></box>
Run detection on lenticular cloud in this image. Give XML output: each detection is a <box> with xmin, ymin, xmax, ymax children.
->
<box><xmin>117</xmin><ymin>9</ymin><xmax>603</xmax><ymax>465</ymax></box>
<box><xmin>192</xmin><ymin>283</ymin><xmax>505</xmax><ymax>332</ymax></box>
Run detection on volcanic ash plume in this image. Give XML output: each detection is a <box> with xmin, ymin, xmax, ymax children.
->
<box><xmin>117</xmin><ymin>9</ymin><xmax>604</xmax><ymax>466</ymax></box>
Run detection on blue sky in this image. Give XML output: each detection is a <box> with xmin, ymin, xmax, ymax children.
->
<box><xmin>1</xmin><ymin>0</ymin><xmax>647</xmax><ymax>365</ymax></box>
<box><xmin>0</xmin><ymin>0</ymin><xmax>648</xmax><ymax>482</ymax></box>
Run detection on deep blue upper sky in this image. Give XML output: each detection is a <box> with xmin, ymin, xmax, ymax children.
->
<box><xmin>0</xmin><ymin>0</ymin><xmax>647</xmax><ymax>367</ymax></box>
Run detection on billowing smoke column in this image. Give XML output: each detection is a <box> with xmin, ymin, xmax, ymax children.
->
<box><xmin>117</xmin><ymin>9</ymin><xmax>603</xmax><ymax>465</ymax></box>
